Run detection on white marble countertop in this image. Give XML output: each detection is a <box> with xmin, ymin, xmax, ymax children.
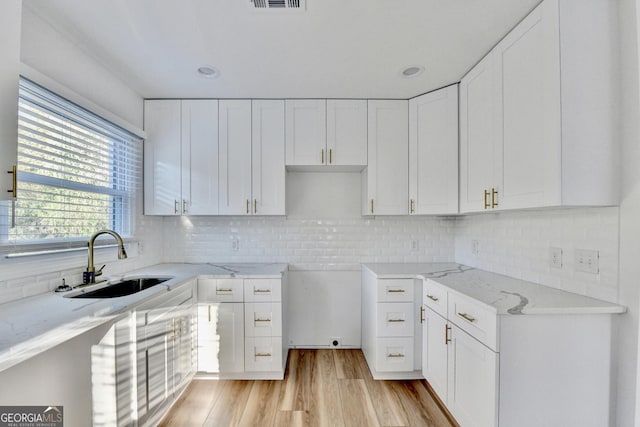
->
<box><xmin>0</xmin><ymin>262</ymin><xmax>287</xmax><ymax>373</ymax></box>
<box><xmin>363</xmin><ymin>263</ymin><xmax>626</xmax><ymax>315</ymax></box>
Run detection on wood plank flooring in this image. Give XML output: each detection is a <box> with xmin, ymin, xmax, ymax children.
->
<box><xmin>160</xmin><ymin>349</ymin><xmax>458</xmax><ymax>427</ymax></box>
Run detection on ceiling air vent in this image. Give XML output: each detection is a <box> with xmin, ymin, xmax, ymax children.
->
<box><xmin>250</xmin><ymin>0</ymin><xmax>306</xmax><ymax>10</ymax></box>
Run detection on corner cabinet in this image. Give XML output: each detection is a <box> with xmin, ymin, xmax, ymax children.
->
<box><xmin>219</xmin><ymin>100</ymin><xmax>285</xmax><ymax>215</ymax></box>
<box><xmin>408</xmin><ymin>85</ymin><xmax>459</xmax><ymax>215</ymax></box>
<box><xmin>144</xmin><ymin>100</ymin><xmax>219</xmax><ymax>215</ymax></box>
<box><xmin>460</xmin><ymin>0</ymin><xmax>617</xmax><ymax>213</ymax></box>
<box><xmin>362</xmin><ymin>100</ymin><xmax>409</xmax><ymax>216</ymax></box>
<box><xmin>0</xmin><ymin>0</ymin><xmax>21</xmax><ymax>201</ymax></box>
<box><xmin>285</xmin><ymin>99</ymin><xmax>367</xmax><ymax>169</ymax></box>
<box><xmin>196</xmin><ymin>276</ymin><xmax>288</xmax><ymax>379</ymax></box>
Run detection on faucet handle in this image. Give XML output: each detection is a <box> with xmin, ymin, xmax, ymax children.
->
<box><xmin>95</xmin><ymin>265</ymin><xmax>106</xmax><ymax>277</ymax></box>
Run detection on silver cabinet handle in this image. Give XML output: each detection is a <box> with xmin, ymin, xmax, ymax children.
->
<box><xmin>387</xmin><ymin>319</ymin><xmax>405</xmax><ymax>323</ymax></box>
<box><xmin>255</xmin><ymin>353</ymin><xmax>272</xmax><ymax>357</ymax></box>
<box><xmin>254</xmin><ymin>318</ymin><xmax>272</xmax><ymax>323</ymax></box>
<box><xmin>387</xmin><ymin>353</ymin><xmax>405</xmax><ymax>358</ymax></box>
<box><xmin>387</xmin><ymin>289</ymin><xmax>405</xmax><ymax>293</ymax></box>
<box><xmin>254</xmin><ymin>289</ymin><xmax>271</xmax><ymax>294</ymax></box>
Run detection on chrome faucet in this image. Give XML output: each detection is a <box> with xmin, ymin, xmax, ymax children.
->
<box><xmin>83</xmin><ymin>229</ymin><xmax>128</xmax><ymax>284</ymax></box>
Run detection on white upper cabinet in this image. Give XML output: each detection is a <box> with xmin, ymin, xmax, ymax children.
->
<box><xmin>326</xmin><ymin>100</ymin><xmax>367</xmax><ymax>167</ymax></box>
<box><xmin>285</xmin><ymin>100</ymin><xmax>326</xmax><ymax>166</ymax></box>
<box><xmin>409</xmin><ymin>85</ymin><xmax>459</xmax><ymax>215</ymax></box>
<box><xmin>286</xmin><ymin>99</ymin><xmax>367</xmax><ymax>169</ymax></box>
<box><xmin>0</xmin><ymin>0</ymin><xmax>22</xmax><ymax>201</ymax></box>
<box><xmin>460</xmin><ymin>0</ymin><xmax>617</xmax><ymax>213</ymax></box>
<box><xmin>252</xmin><ymin>100</ymin><xmax>286</xmax><ymax>215</ymax></box>
<box><xmin>144</xmin><ymin>100</ymin><xmax>219</xmax><ymax>215</ymax></box>
<box><xmin>363</xmin><ymin>100</ymin><xmax>408</xmax><ymax>216</ymax></box>
<box><xmin>219</xmin><ymin>99</ymin><xmax>286</xmax><ymax>216</ymax></box>
<box><xmin>182</xmin><ymin>100</ymin><xmax>219</xmax><ymax>215</ymax></box>
<box><xmin>144</xmin><ymin>100</ymin><xmax>182</xmax><ymax>215</ymax></box>
<box><xmin>219</xmin><ymin>100</ymin><xmax>253</xmax><ymax>215</ymax></box>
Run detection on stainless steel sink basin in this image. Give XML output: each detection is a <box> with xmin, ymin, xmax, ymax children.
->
<box><xmin>69</xmin><ymin>277</ymin><xmax>173</xmax><ymax>298</ymax></box>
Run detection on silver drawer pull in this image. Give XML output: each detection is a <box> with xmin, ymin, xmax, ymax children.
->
<box><xmin>426</xmin><ymin>295</ymin><xmax>439</xmax><ymax>302</ymax></box>
<box><xmin>387</xmin><ymin>319</ymin><xmax>405</xmax><ymax>323</ymax></box>
<box><xmin>255</xmin><ymin>318</ymin><xmax>272</xmax><ymax>323</ymax></box>
<box><xmin>458</xmin><ymin>312</ymin><xmax>476</xmax><ymax>323</ymax></box>
<box><xmin>387</xmin><ymin>289</ymin><xmax>405</xmax><ymax>293</ymax></box>
<box><xmin>255</xmin><ymin>353</ymin><xmax>272</xmax><ymax>357</ymax></box>
<box><xmin>387</xmin><ymin>353</ymin><xmax>405</xmax><ymax>358</ymax></box>
<box><xmin>216</xmin><ymin>288</ymin><xmax>233</xmax><ymax>293</ymax></box>
<box><xmin>254</xmin><ymin>289</ymin><xmax>271</xmax><ymax>294</ymax></box>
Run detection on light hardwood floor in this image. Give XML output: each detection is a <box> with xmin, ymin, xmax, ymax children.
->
<box><xmin>160</xmin><ymin>349</ymin><xmax>458</xmax><ymax>427</ymax></box>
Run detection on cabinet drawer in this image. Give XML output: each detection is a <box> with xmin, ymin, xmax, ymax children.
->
<box><xmin>244</xmin><ymin>279</ymin><xmax>281</xmax><ymax>302</ymax></box>
<box><xmin>423</xmin><ymin>279</ymin><xmax>448</xmax><ymax>317</ymax></box>
<box><xmin>198</xmin><ymin>279</ymin><xmax>243</xmax><ymax>302</ymax></box>
<box><xmin>245</xmin><ymin>337</ymin><xmax>283</xmax><ymax>372</ymax></box>
<box><xmin>244</xmin><ymin>302</ymin><xmax>282</xmax><ymax>337</ymax></box>
<box><xmin>376</xmin><ymin>302</ymin><xmax>414</xmax><ymax>337</ymax></box>
<box><xmin>376</xmin><ymin>279</ymin><xmax>415</xmax><ymax>302</ymax></box>
<box><xmin>375</xmin><ymin>337</ymin><xmax>414</xmax><ymax>372</ymax></box>
<box><xmin>448</xmin><ymin>293</ymin><xmax>498</xmax><ymax>351</ymax></box>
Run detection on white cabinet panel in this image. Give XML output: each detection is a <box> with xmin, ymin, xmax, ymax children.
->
<box><xmin>376</xmin><ymin>279</ymin><xmax>415</xmax><ymax>303</ymax></box>
<box><xmin>197</xmin><ymin>302</ymin><xmax>244</xmax><ymax>373</ymax></box>
<box><xmin>182</xmin><ymin>100</ymin><xmax>219</xmax><ymax>215</ymax></box>
<box><xmin>409</xmin><ymin>85</ymin><xmax>459</xmax><ymax>215</ymax></box>
<box><xmin>364</xmin><ymin>100</ymin><xmax>408</xmax><ymax>215</ymax></box>
<box><xmin>144</xmin><ymin>100</ymin><xmax>182</xmax><ymax>215</ymax></box>
<box><xmin>447</xmin><ymin>324</ymin><xmax>498</xmax><ymax>427</ymax></box>
<box><xmin>252</xmin><ymin>100</ymin><xmax>285</xmax><ymax>215</ymax></box>
<box><xmin>422</xmin><ymin>307</ymin><xmax>448</xmax><ymax>404</ymax></box>
<box><xmin>197</xmin><ymin>278</ymin><xmax>244</xmax><ymax>302</ymax></box>
<box><xmin>459</xmin><ymin>54</ymin><xmax>499</xmax><ymax>213</ymax></box>
<box><xmin>374</xmin><ymin>337</ymin><xmax>414</xmax><ymax>372</ymax></box>
<box><xmin>219</xmin><ymin>100</ymin><xmax>252</xmax><ymax>215</ymax></box>
<box><xmin>376</xmin><ymin>302</ymin><xmax>414</xmax><ymax>337</ymax></box>
<box><xmin>244</xmin><ymin>278</ymin><xmax>282</xmax><ymax>302</ymax></box>
<box><xmin>0</xmin><ymin>0</ymin><xmax>20</xmax><ymax>201</ymax></box>
<box><xmin>285</xmin><ymin>100</ymin><xmax>326</xmax><ymax>166</ymax></box>
<box><xmin>326</xmin><ymin>100</ymin><xmax>367</xmax><ymax>166</ymax></box>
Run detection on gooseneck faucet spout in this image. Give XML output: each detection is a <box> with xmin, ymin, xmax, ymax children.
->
<box><xmin>83</xmin><ymin>229</ymin><xmax>128</xmax><ymax>284</ymax></box>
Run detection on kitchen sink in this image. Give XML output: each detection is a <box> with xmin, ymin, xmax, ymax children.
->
<box><xmin>68</xmin><ymin>277</ymin><xmax>173</xmax><ymax>298</ymax></box>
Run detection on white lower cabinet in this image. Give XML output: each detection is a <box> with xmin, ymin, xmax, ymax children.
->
<box><xmin>421</xmin><ymin>278</ymin><xmax>614</xmax><ymax>427</ymax></box>
<box><xmin>361</xmin><ymin>266</ymin><xmax>422</xmax><ymax>379</ymax></box>
<box><xmin>196</xmin><ymin>276</ymin><xmax>287</xmax><ymax>379</ymax></box>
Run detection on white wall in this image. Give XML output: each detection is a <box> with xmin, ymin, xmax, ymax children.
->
<box><xmin>616</xmin><ymin>0</ymin><xmax>640</xmax><ymax>425</ymax></box>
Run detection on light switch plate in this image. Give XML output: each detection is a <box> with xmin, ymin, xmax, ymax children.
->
<box><xmin>550</xmin><ymin>247</ymin><xmax>563</xmax><ymax>269</ymax></box>
<box><xmin>575</xmin><ymin>249</ymin><xmax>599</xmax><ymax>274</ymax></box>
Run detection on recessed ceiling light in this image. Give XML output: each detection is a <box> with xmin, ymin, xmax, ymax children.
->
<box><xmin>197</xmin><ymin>66</ymin><xmax>220</xmax><ymax>79</ymax></box>
<box><xmin>401</xmin><ymin>66</ymin><xmax>425</xmax><ymax>78</ymax></box>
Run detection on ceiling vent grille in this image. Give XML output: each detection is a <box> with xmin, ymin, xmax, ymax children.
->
<box><xmin>250</xmin><ymin>0</ymin><xmax>306</xmax><ymax>10</ymax></box>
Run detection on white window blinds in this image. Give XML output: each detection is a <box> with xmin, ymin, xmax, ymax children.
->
<box><xmin>0</xmin><ymin>78</ymin><xmax>142</xmax><ymax>251</ymax></box>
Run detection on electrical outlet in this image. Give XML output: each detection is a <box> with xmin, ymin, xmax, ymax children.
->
<box><xmin>575</xmin><ymin>249</ymin><xmax>599</xmax><ymax>274</ymax></box>
<box><xmin>550</xmin><ymin>247</ymin><xmax>563</xmax><ymax>269</ymax></box>
<box><xmin>329</xmin><ymin>337</ymin><xmax>341</xmax><ymax>347</ymax></box>
<box><xmin>411</xmin><ymin>240</ymin><xmax>419</xmax><ymax>251</ymax></box>
<box><xmin>232</xmin><ymin>238</ymin><xmax>239</xmax><ymax>252</ymax></box>
<box><xmin>471</xmin><ymin>240</ymin><xmax>480</xmax><ymax>256</ymax></box>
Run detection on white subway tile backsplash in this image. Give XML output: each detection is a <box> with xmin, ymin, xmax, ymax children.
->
<box><xmin>162</xmin><ymin>216</ymin><xmax>456</xmax><ymax>270</ymax></box>
<box><xmin>455</xmin><ymin>207</ymin><xmax>620</xmax><ymax>303</ymax></box>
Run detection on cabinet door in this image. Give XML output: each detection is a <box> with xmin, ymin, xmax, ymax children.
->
<box><xmin>197</xmin><ymin>302</ymin><xmax>244</xmax><ymax>373</ymax></box>
<box><xmin>422</xmin><ymin>308</ymin><xmax>449</xmax><ymax>404</ymax></box>
<box><xmin>174</xmin><ymin>304</ymin><xmax>195</xmax><ymax>391</ymax></box>
<box><xmin>365</xmin><ymin>100</ymin><xmax>408</xmax><ymax>215</ymax></box>
<box><xmin>459</xmin><ymin>53</ymin><xmax>499</xmax><ymax>213</ymax></box>
<box><xmin>326</xmin><ymin>100</ymin><xmax>367</xmax><ymax>166</ymax></box>
<box><xmin>0</xmin><ymin>0</ymin><xmax>20</xmax><ymax>201</ymax></box>
<box><xmin>447</xmin><ymin>324</ymin><xmax>498</xmax><ymax>427</ymax></box>
<box><xmin>409</xmin><ymin>86</ymin><xmax>459</xmax><ymax>215</ymax></box>
<box><xmin>285</xmin><ymin>100</ymin><xmax>327</xmax><ymax>166</ymax></box>
<box><xmin>144</xmin><ymin>100</ymin><xmax>182</xmax><ymax>215</ymax></box>
<box><xmin>252</xmin><ymin>100</ymin><xmax>285</xmax><ymax>215</ymax></box>
<box><xmin>182</xmin><ymin>100</ymin><xmax>219</xmax><ymax>215</ymax></box>
<box><xmin>219</xmin><ymin>100</ymin><xmax>252</xmax><ymax>215</ymax></box>
<box><xmin>145</xmin><ymin>309</ymin><xmax>175</xmax><ymax>419</ymax></box>
<box><xmin>498</xmin><ymin>0</ymin><xmax>561</xmax><ymax>209</ymax></box>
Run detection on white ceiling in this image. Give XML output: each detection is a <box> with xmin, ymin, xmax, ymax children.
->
<box><xmin>24</xmin><ymin>0</ymin><xmax>541</xmax><ymax>99</ymax></box>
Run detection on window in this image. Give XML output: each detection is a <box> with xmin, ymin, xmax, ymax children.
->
<box><xmin>0</xmin><ymin>78</ymin><xmax>142</xmax><ymax>251</ymax></box>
